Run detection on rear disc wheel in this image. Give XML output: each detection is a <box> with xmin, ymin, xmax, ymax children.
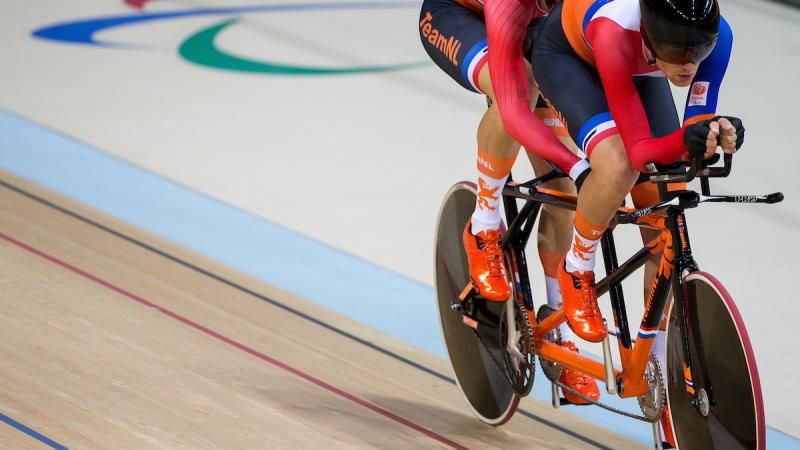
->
<box><xmin>434</xmin><ymin>181</ymin><xmax>519</xmax><ymax>426</ymax></box>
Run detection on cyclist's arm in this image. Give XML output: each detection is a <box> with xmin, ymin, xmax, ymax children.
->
<box><xmin>485</xmin><ymin>0</ymin><xmax>587</xmax><ymax>178</ymax></box>
<box><xmin>587</xmin><ymin>19</ymin><xmax>686</xmax><ymax>172</ymax></box>
<box><xmin>683</xmin><ymin>17</ymin><xmax>733</xmax><ymax>125</ymax></box>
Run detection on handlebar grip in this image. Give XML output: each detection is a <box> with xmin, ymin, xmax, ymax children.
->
<box><xmin>647</xmin><ymin>153</ymin><xmax>733</xmax><ymax>183</ymax></box>
<box><xmin>766</xmin><ymin>192</ymin><xmax>785</xmax><ymax>204</ymax></box>
<box><xmin>699</xmin><ymin>153</ymin><xmax>733</xmax><ymax>177</ymax></box>
<box><xmin>645</xmin><ymin>160</ymin><xmax>686</xmax><ymax>173</ymax></box>
<box><xmin>702</xmin><ymin>153</ymin><xmax>722</xmax><ymax>167</ymax></box>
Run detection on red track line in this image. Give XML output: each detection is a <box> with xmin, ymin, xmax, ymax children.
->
<box><xmin>0</xmin><ymin>231</ymin><xmax>468</xmax><ymax>450</ymax></box>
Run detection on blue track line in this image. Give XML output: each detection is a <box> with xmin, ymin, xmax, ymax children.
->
<box><xmin>0</xmin><ymin>411</ymin><xmax>68</xmax><ymax>449</ymax></box>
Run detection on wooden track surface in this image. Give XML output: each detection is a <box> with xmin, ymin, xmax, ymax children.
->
<box><xmin>0</xmin><ymin>170</ymin><xmax>644</xmax><ymax>449</ymax></box>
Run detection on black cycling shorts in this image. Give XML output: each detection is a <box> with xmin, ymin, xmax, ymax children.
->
<box><xmin>419</xmin><ymin>0</ymin><xmax>545</xmax><ymax>94</ymax></box>
<box><xmin>418</xmin><ymin>0</ymin><xmax>568</xmax><ymax>137</ymax></box>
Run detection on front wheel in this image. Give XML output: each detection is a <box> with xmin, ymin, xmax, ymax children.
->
<box><xmin>665</xmin><ymin>271</ymin><xmax>766</xmax><ymax>449</ymax></box>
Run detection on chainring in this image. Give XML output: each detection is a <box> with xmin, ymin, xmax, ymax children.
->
<box><xmin>638</xmin><ymin>352</ymin><xmax>666</xmax><ymax>421</ymax></box>
<box><xmin>499</xmin><ymin>297</ymin><xmax>535</xmax><ymax>396</ymax></box>
<box><xmin>536</xmin><ymin>305</ymin><xmax>563</xmax><ymax>382</ymax></box>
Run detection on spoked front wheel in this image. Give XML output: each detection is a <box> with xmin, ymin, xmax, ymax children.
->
<box><xmin>665</xmin><ymin>271</ymin><xmax>766</xmax><ymax>449</ymax></box>
<box><xmin>434</xmin><ymin>181</ymin><xmax>522</xmax><ymax>425</ymax></box>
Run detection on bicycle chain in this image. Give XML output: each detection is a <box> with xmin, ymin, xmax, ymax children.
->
<box><xmin>459</xmin><ymin>299</ymin><xmax>659</xmax><ymax>422</ymax></box>
<box><xmin>535</xmin><ymin>308</ymin><xmax>660</xmax><ymax>423</ymax></box>
<box><xmin>536</xmin><ymin>305</ymin><xmax>563</xmax><ymax>383</ymax></box>
<box><xmin>553</xmin><ymin>378</ymin><xmax>658</xmax><ymax>423</ymax></box>
<box><xmin>470</xmin><ymin>323</ymin><xmax>517</xmax><ymax>389</ymax></box>
<box><xmin>467</xmin><ymin>297</ymin><xmax>535</xmax><ymax>395</ymax></box>
<box><xmin>512</xmin><ymin>296</ymin><xmax>536</xmax><ymax>395</ymax></box>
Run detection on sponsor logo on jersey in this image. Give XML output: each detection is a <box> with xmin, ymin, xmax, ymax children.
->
<box><xmin>419</xmin><ymin>12</ymin><xmax>462</xmax><ymax>65</ymax></box>
<box><xmin>688</xmin><ymin>81</ymin><xmax>710</xmax><ymax>107</ymax></box>
<box><xmin>542</xmin><ymin>117</ymin><xmax>565</xmax><ymax>128</ymax></box>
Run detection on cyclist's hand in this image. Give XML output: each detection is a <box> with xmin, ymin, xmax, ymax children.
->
<box><xmin>684</xmin><ymin>119</ymin><xmax>720</xmax><ymax>160</ymax></box>
<box><xmin>714</xmin><ymin>116</ymin><xmax>745</xmax><ymax>153</ymax></box>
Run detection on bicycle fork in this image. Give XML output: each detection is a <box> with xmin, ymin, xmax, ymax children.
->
<box><xmin>667</xmin><ymin>210</ymin><xmax>715</xmax><ymax>414</ymax></box>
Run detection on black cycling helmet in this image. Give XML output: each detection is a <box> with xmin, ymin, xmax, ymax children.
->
<box><xmin>640</xmin><ymin>0</ymin><xmax>720</xmax><ymax>65</ymax></box>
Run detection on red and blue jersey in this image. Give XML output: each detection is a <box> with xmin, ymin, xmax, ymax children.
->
<box><xmin>561</xmin><ymin>0</ymin><xmax>733</xmax><ymax>169</ymax></box>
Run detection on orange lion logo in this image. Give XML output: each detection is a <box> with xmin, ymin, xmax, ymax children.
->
<box><xmin>477</xmin><ymin>178</ymin><xmax>499</xmax><ymax>211</ymax></box>
<box><xmin>571</xmin><ymin>236</ymin><xmax>596</xmax><ymax>262</ymax></box>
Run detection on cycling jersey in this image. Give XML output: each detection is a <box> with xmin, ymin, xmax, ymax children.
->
<box><xmin>419</xmin><ymin>0</ymin><xmax>585</xmax><ymax>176</ymax></box>
<box><xmin>539</xmin><ymin>0</ymin><xmax>733</xmax><ymax>171</ymax></box>
<box><xmin>451</xmin><ymin>0</ymin><xmax>549</xmax><ymax>17</ymax></box>
<box><xmin>451</xmin><ymin>0</ymin><xmax>485</xmax><ymax>14</ymax></box>
<box><xmin>484</xmin><ymin>0</ymin><xmax>583</xmax><ymax>176</ymax></box>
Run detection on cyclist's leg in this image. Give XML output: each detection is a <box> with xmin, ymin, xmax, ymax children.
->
<box><xmin>524</xmin><ymin>17</ymin><xmax>587</xmax><ymax>339</ymax></box>
<box><xmin>525</xmin><ymin>101</ymin><xmax>578</xmax><ymax>341</ymax></box>
<box><xmin>532</xmin><ymin>10</ymin><xmax>635</xmax><ymax>342</ymax></box>
<box><xmin>523</xmin><ymin>85</ymin><xmax>600</xmax><ymax>404</ymax></box>
<box><xmin>529</xmin><ymin>142</ymin><xmax>602</xmax><ymax>404</ymax></box>
<box><xmin>419</xmin><ymin>0</ymin><xmax>518</xmax><ymax>300</ymax></box>
<box><xmin>475</xmin><ymin>65</ymin><xmax>522</xmax><ymax>215</ymax></box>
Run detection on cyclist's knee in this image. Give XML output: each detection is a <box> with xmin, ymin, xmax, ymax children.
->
<box><xmin>478</xmin><ymin>64</ymin><xmax>495</xmax><ymax>100</ymax></box>
<box><xmin>479</xmin><ymin>62</ymin><xmax>535</xmax><ymax>103</ymax></box>
<box><xmin>589</xmin><ymin>135</ymin><xmax>638</xmax><ymax>194</ymax></box>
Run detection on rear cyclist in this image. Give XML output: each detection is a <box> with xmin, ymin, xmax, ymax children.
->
<box><xmin>419</xmin><ymin>0</ymin><xmax>599</xmax><ymax>403</ymax></box>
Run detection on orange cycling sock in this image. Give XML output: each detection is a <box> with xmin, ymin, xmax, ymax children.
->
<box><xmin>471</xmin><ymin>148</ymin><xmax>517</xmax><ymax>234</ymax></box>
<box><xmin>565</xmin><ymin>209</ymin><xmax>607</xmax><ymax>273</ymax></box>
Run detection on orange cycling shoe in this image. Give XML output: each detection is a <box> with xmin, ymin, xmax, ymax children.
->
<box><xmin>557</xmin><ymin>256</ymin><xmax>607</xmax><ymax>342</ymax></box>
<box><xmin>559</xmin><ymin>341</ymin><xmax>600</xmax><ymax>404</ymax></box>
<box><xmin>463</xmin><ymin>219</ymin><xmax>511</xmax><ymax>301</ymax></box>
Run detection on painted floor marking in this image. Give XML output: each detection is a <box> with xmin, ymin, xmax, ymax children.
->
<box><xmin>0</xmin><ymin>231</ymin><xmax>468</xmax><ymax>450</ymax></box>
<box><xmin>2</xmin><ymin>108</ymin><xmax>798</xmax><ymax>446</ymax></box>
<box><xmin>0</xmin><ymin>411</ymin><xmax>69</xmax><ymax>450</ymax></box>
<box><xmin>0</xmin><ymin>178</ymin><xmax>614</xmax><ymax>450</ymax></box>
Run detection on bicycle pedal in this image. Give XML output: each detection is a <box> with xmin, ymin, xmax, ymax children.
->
<box><xmin>458</xmin><ymin>281</ymin><xmax>476</xmax><ymax>301</ymax></box>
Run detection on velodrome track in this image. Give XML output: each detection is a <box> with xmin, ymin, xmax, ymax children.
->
<box><xmin>0</xmin><ymin>170</ymin><xmax>642</xmax><ymax>448</ymax></box>
<box><xmin>1</xmin><ymin>0</ymin><xmax>798</xmax><ymax>447</ymax></box>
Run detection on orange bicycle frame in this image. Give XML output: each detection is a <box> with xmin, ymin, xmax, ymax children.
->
<box><xmin>503</xmin><ymin>181</ymin><xmax>690</xmax><ymax>398</ymax></box>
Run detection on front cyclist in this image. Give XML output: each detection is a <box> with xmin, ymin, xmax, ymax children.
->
<box><xmin>531</xmin><ymin>0</ymin><xmax>742</xmax><ymax>341</ymax></box>
<box><xmin>531</xmin><ymin>0</ymin><xmax>743</xmax><ymax>441</ymax></box>
<box><xmin>419</xmin><ymin>0</ymin><xmax>599</xmax><ymax>403</ymax></box>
